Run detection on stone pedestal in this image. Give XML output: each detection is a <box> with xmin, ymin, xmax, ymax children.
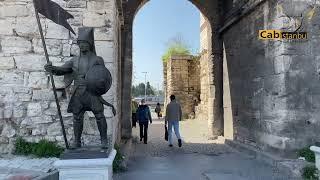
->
<box><xmin>310</xmin><ymin>146</ymin><xmax>320</xmax><ymax>169</ymax></box>
<box><xmin>54</xmin><ymin>148</ymin><xmax>117</xmax><ymax>180</ymax></box>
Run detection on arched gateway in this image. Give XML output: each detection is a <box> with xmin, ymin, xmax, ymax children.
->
<box><xmin>119</xmin><ymin>0</ymin><xmax>224</xmax><ymax>141</ymax></box>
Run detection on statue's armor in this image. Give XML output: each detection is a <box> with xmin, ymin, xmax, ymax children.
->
<box><xmin>51</xmin><ymin>52</ymin><xmax>109</xmax><ymax>148</ymax></box>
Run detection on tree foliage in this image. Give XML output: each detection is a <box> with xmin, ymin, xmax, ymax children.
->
<box><xmin>132</xmin><ymin>82</ymin><xmax>155</xmax><ymax>97</ymax></box>
<box><xmin>162</xmin><ymin>34</ymin><xmax>191</xmax><ymax>62</ymax></box>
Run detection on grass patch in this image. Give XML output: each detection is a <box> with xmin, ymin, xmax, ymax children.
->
<box><xmin>113</xmin><ymin>144</ymin><xmax>126</xmax><ymax>173</ymax></box>
<box><xmin>302</xmin><ymin>165</ymin><xmax>319</xmax><ymax>180</ymax></box>
<box><xmin>298</xmin><ymin>147</ymin><xmax>315</xmax><ymax>163</ymax></box>
<box><xmin>15</xmin><ymin>137</ymin><xmax>64</xmax><ymax>158</ymax></box>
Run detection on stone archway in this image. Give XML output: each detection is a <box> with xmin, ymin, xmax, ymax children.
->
<box><xmin>119</xmin><ymin>0</ymin><xmax>224</xmax><ymax>140</ymax></box>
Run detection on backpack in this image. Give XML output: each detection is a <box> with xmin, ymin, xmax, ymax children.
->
<box><xmin>137</xmin><ymin>106</ymin><xmax>149</xmax><ymax>122</ymax></box>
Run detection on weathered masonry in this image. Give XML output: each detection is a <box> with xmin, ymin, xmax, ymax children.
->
<box><xmin>1</xmin><ymin>0</ymin><xmax>320</xmax><ymax>157</ymax></box>
<box><xmin>163</xmin><ymin>55</ymin><xmax>200</xmax><ymax>119</ymax></box>
<box><xmin>0</xmin><ymin>0</ymin><xmax>121</xmax><ymax>152</ymax></box>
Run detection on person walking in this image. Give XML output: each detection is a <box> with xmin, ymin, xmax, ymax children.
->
<box><xmin>155</xmin><ymin>103</ymin><xmax>162</xmax><ymax>119</ymax></box>
<box><xmin>136</xmin><ymin>99</ymin><xmax>152</xmax><ymax>144</ymax></box>
<box><xmin>165</xmin><ymin>95</ymin><xmax>182</xmax><ymax>147</ymax></box>
<box><xmin>131</xmin><ymin>100</ymin><xmax>138</xmax><ymax>128</ymax></box>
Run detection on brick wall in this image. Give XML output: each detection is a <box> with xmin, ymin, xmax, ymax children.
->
<box><xmin>164</xmin><ymin>55</ymin><xmax>200</xmax><ymax>118</ymax></box>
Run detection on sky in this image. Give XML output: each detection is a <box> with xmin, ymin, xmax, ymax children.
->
<box><xmin>132</xmin><ymin>0</ymin><xmax>200</xmax><ymax>90</ymax></box>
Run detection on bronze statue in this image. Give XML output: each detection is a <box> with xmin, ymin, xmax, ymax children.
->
<box><xmin>44</xmin><ymin>27</ymin><xmax>116</xmax><ymax>149</ymax></box>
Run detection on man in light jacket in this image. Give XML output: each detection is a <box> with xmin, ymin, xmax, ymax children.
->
<box><xmin>165</xmin><ymin>95</ymin><xmax>182</xmax><ymax>147</ymax></box>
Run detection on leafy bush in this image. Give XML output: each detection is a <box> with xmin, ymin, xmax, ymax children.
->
<box><xmin>162</xmin><ymin>44</ymin><xmax>191</xmax><ymax>63</ymax></box>
<box><xmin>298</xmin><ymin>147</ymin><xmax>315</xmax><ymax>163</ymax></box>
<box><xmin>15</xmin><ymin>137</ymin><xmax>64</xmax><ymax>158</ymax></box>
<box><xmin>302</xmin><ymin>165</ymin><xmax>319</xmax><ymax>180</ymax></box>
<box><xmin>113</xmin><ymin>144</ymin><xmax>126</xmax><ymax>173</ymax></box>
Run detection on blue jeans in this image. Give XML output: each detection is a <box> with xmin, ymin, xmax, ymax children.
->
<box><xmin>168</xmin><ymin>120</ymin><xmax>181</xmax><ymax>145</ymax></box>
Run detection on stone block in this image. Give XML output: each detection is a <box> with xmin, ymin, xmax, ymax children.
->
<box><xmin>0</xmin><ymin>71</ymin><xmax>24</xmax><ymax>85</ymax></box>
<box><xmin>62</xmin><ymin>44</ymin><xmax>71</xmax><ymax>57</ymax></box>
<box><xmin>68</xmin><ymin>12</ymin><xmax>83</xmax><ymax>26</ymax></box>
<box><xmin>1</xmin><ymin>37</ymin><xmax>32</xmax><ymax>54</ymax></box>
<box><xmin>67</xmin><ymin>0</ymin><xmax>87</xmax><ymax>8</ymax></box>
<box><xmin>0</xmin><ymin>5</ymin><xmax>30</xmax><ymax>17</ymax></box>
<box><xmin>54</xmin><ymin>149</ymin><xmax>116</xmax><ymax>180</ymax></box>
<box><xmin>28</xmin><ymin>72</ymin><xmax>48</xmax><ymax>88</ymax></box>
<box><xmin>33</xmin><ymin>39</ymin><xmax>62</xmax><ymax>56</ymax></box>
<box><xmin>0</xmin><ymin>19</ymin><xmax>15</xmax><ymax>35</ymax></box>
<box><xmin>13</xmin><ymin>103</ymin><xmax>26</xmax><ymax>118</ymax></box>
<box><xmin>94</xmin><ymin>27</ymin><xmax>113</xmax><ymax>41</ymax></box>
<box><xmin>47</xmin><ymin>122</ymin><xmax>62</xmax><ymax>136</ymax></box>
<box><xmin>15</xmin><ymin>17</ymin><xmax>44</xmax><ymax>37</ymax></box>
<box><xmin>14</xmin><ymin>54</ymin><xmax>46</xmax><ymax>71</ymax></box>
<box><xmin>32</xmin><ymin>125</ymin><xmax>47</xmax><ymax>136</ymax></box>
<box><xmin>17</xmin><ymin>94</ymin><xmax>32</xmax><ymax>102</ymax></box>
<box><xmin>71</xmin><ymin>44</ymin><xmax>80</xmax><ymax>56</ymax></box>
<box><xmin>46</xmin><ymin>21</ymin><xmax>70</xmax><ymax>39</ymax></box>
<box><xmin>95</xmin><ymin>41</ymin><xmax>114</xmax><ymax>62</ymax></box>
<box><xmin>87</xmin><ymin>1</ymin><xmax>112</xmax><ymax>13</ymax></box>
<box><xmin>27</xmin><ymin>103</ymin><xmax>42</xmax><ymax>117</ymax></box>
<box><xmin>32</xmin><ymin>89</ymin><xmax>61</xmax><ymax>101</ymax></box>
<box><xmin>83</xmin><ymin>12</ymin><xmax>108</xmax><ymax>27</ymax></box>
<box><xmin>3</xmin><ymin>104</ymin><xmax>13</xmax><ymax>119</ymax></box>
<box><xmin>1</xmin><ymin>123</ymin><xmax>16</xmax><ymax>138</ymax></box>
<box><xmin>53</xmin><ymin>75</ymin><xmax>66</xmax><ymax>89</ymax></box>
<box><xmin>0</xmin><ymin>57</ymin><xmax>15</xmax><ymax>70</ymax></box>
<box><xmin>31</xmin><ymin>116</ymin><xmax>53</xmax><ymax>124</ymax></box>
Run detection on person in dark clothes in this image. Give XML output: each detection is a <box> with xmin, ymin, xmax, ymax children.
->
<box><xmin>131</xmin><ymin>100</ymin><xmax>138</xmax><ymax>128</ymax></box>
<box><xmin>155</xmin><ymin>103</ymin><xmax>162</xmax><ymax>119</ymax></box>
<box><xmin>136</xmin><ymin>99</ymin><xmax>152</xmax><ymax>144</ymax></box>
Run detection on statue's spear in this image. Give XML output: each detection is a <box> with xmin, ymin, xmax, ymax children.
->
<box><xmin>32</xmin><ymin>0</ymin><xmax>76</xmax><ymax>149</ymax></box>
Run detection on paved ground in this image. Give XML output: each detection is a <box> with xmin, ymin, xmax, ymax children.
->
<box><xmin>0</xmin><ymin>155</ymin><xmax>57</xmax><ymax>180</ymax></box>
<box><xmin>114</xmin><ymin>115</ymin><xmax>297</xmax><ymax>180</ymax></box>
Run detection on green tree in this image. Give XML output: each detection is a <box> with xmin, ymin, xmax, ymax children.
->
<box><xmin>132</xmin><ymin>82</ymin><xmax>156</xmax><ymax>97</ymax></box>
<box><xmin>162</xmin><ymin>34</ymin><xmax>191</xmax><ymax>63</ymax></box>
<box><xmin>146</xmin><ymin>82</ymin><xmax>155</xmax><ymax>95</ymax></box>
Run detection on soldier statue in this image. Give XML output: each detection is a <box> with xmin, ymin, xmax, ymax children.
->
<box><xmin>44</xmin><ymin>27</ymin><xmax>116</xmax><ymax>149</ymax></box>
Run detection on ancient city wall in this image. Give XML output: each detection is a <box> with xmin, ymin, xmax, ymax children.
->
<box><xmin>0</xmin><ymin>0</ymin><xmax>120</xmax><ymax>153</ymax></box>
<box><xmin>223</xmin><ymin>0</ymin><xmax>320</xmax><ymax>154</ymax></box>
<box><xmin>164</xmin><ymin>55</ymin><xmax>200</xmax><ymax>118</ymax></box>
<box><xmin>195</xmin><ymin>14</ymin><xmax>211</xmax><ymax>122</ymax></box>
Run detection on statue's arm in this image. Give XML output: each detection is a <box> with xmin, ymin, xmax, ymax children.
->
<box><xmin>45</xmin><ymin>60</ymin><xmax>73</xmax><ymax>76</ymax></box>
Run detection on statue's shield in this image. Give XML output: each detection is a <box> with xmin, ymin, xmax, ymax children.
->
<box><xmin>85</xmin><ymin>64</ymin><xmax>112</xmax><ymax>96</ymax></box>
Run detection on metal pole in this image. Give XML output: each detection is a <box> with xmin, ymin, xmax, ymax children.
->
<box><xmin>142</xmin><ymin>72</ymin><xmax>147</xmax><ymax>101</ymax></box>
<box><xmin>33</xmin><ymin>1</ymin><xmax>69</xmax><ymax>149</ymax></box>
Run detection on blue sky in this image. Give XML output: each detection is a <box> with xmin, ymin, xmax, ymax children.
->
<box><xmin>132</xmin><ymin>0</ymin><xmax>200</xmax><ymax>90</ymax></box>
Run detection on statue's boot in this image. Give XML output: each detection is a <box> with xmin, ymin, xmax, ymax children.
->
<box><xmin>96</xmin><ymin>114</ymin><xmax>108</xmax><ymax>149</ymax></box>
<box><xmin>71</xmin><ymin>120</ymin><xmax>83</xmax><ymax>149</ymax></box>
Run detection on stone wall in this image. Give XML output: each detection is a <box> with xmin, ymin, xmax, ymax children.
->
<box><xmin>222</xmin><ymin>0</ymin><xmax>320</xmax><ymax>155</ymax></box>
<box><xmin>164</xmin><ymin>55</ymin><xmax>200</xmax><ymax>118</ymax></box>
<box><xmin>195</xmin><ymin>13</ymin><xmax>211</xmax><ymax>122</ymax></box>
<box><xmin>0</xmin><ymin>0</ymin><xmax>120</xmax><ymax>153</ymax></box>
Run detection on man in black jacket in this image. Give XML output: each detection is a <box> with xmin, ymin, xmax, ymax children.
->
<box><xmin>136</xmin><ymin>99</ymin><xmax>152</xmax><ymax>144</ymax></box>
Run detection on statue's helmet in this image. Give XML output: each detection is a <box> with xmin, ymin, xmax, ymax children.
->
<box><xmin>77</xmin><ymin>27</ymin><xmax>95</xmax><ymax>52</ymax></box>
